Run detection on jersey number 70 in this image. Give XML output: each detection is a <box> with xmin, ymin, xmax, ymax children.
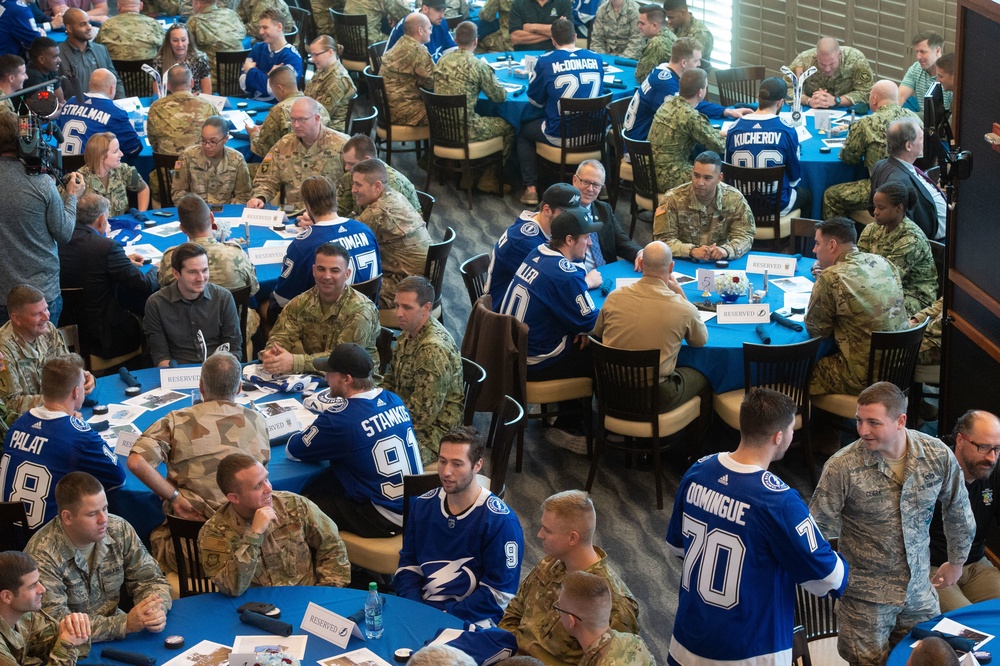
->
<box><xmin>680</xmin><ymin>514</ymin><xmax>747</xmax><ymax>610</ymax></box>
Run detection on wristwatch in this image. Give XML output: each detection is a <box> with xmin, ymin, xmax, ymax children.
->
<box><xmin>834</xmin><ymin>96</ymin><xmax>841</xmax><ymax>106</ymax></box>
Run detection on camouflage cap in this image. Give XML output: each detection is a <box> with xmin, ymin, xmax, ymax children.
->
<box><xmin>313</xmin><ymin>342</ymin><xmax>374</xmax><ymax>377</ymax></box>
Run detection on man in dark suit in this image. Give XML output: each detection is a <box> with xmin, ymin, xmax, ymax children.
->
<box><xmin>58</xmin><ymin>192</ymin><xmax>158</xmax><ymax>358</ymax></box>
<box><xmin>572</xmin><ymin>160</ymin><xmax>643</xmax><ymax>270</ymax></box>
<box><xmin>869</xmin><ymin>117</ymin><xmax>946</xmax><ymax>241</ymax></box>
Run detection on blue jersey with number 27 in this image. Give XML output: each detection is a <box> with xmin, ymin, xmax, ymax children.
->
<box><xmin>528</xmin><ymin>47</ymin><xmax>605</xmax><ymax>140</ymax></box>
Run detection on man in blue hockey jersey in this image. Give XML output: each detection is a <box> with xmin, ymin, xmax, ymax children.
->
<box><xmin>59</xmin><ymin>68</ymin><xmax>141</xmax><ymax>158</ymax></box>
<box><xmin>666</xmin><ymin>388</ymin><xmax>848</xmax><ymax>665</ymax></box>
<box><xmin>0</xmin><ymin>0</ymin><xmax>43</xmax><ymax>57</ymax></box>
<box><xmin>484</xmin><ymin>182</ymin><xmax>582</xmax><ymax>309</ymax></box>
<box><xmin>517</xmin><ymin>17</ymin><xmax>604</xmax><ymax>206</ymax></box>
<box><xmin>271</xmin><ymin>175</ymin><xmax>380</xmax><ymax>311</ymax></box>
<box><xmin>396</xmin><ymin>425</ymin><xmax>524</xmax><ymax>626</ymax></box>
<box><xmin>240</xmin><ymin>9</ymin><xmax>303</xmax><ymax>102</ymax></box>
<box><xmin>287</xmin><ymin>343</ymin><xmax>421</xmax><ymax>537</ymax></box>
<box><xmin>385</xmin><ymin>0</ymin><xmax>457</xmax><ymax>62</ymax></box>
<box><xmin>724</xmin><ymin>77</ymin><xmax>810</xmax><ymax>216</ymax></box>
<box><xmin>1</xmin><ymin>354</ymin><xmax>125</xmax><ymax>532</ymax></box>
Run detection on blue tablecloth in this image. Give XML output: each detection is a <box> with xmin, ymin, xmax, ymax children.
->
<box><xmin>592</xmin><ymin>252</ymin><xmax>831</xmax><ymax>393</ymax></box>
<box><xmin>886</xmin><ymin>599</ymin><xmax>1000</xmax><ymax>665</ymax></box>
<box><xmin>90</xmin><ymin>366</ymin><xmax>326</xmax><ymax>543</ymax></box>
<box><xmin>77</xmin><ymin>586</ymin><xmax>465</xmax><ymax>664</ymax></box>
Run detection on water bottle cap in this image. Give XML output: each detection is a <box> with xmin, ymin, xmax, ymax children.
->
<box><xmin>369</xmin><ymin>582</ymin><xmax>378</xmax><ymax>591</ymax></box>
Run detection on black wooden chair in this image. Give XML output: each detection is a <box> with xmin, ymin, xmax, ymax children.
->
<box><xmin>368</xmin><ymin>40</ymin><xmax>387</xmax><ymax>74</ymax></box>
<box><xmin>216</xmin><ymin>49</ymin><xmax>251</xmax><ymax>98</ymax></box>
<box><xmin>605</xmin><ymin>97</ymin><xmax>633</xmax><ymax>210</ymax></box>
<box><xmin>461</xmin><ymin>357</ymin><xmax>486</xmax><ymax>426</ymax></box>
<box><xmin>229</xmin><ymin>284</ymin><xmax>252</xmax><ymax>362</ymax></box>
<box><xmin>483</xmin><ymin>395</ymin><xmax>524</xmax><ymax>498</ymax></box>
<box><xmin>459</xmin><ymin>253</ymin><xmax>491</xmax><ymax>306</ymax></box>
<box><xmin>722</xmin><ymin>162</ymin><xmax>800</xmax><ymax>250</ymax></box>
<box><xmin>151</xmin><ymin>152</ymin><xmax>178</xmax><ymax>208</ymax></box>
<box><xmin>111</xmin><ymin>58</ymin><xmax>156</xmax><ymax>98</ymax></box>
<box><xmin>790</xmin><ymin>217</ymin><xmax>820</xmax><ymax>258</ymax></box>
<box><xmin>332</xmin><ymin>10</ymin><xmax>369</xmax><ymax>79</ymax></box>
<box><xmin>348</xmin><ymin>101</ymin><xmax>378</xmax><ymax>137</ymax></box>
<box><xmin>353</xmin><ymin>274</ymin><xmax>382</xmax><ymax>305</ymax></box>
<box><xmin>376</xmin><ymin>326</ymin><xmax>395</xmax><ymax>375</ymax></box>
<box><xmin>416</xmin><ymin>190</ymin><xmax>434</xmax><ymax>227</ymax></box>
<box><xmin>363</xmin><ymin>67</ymin><xmax>429</xmax><ymax>166</ymax></box>
<box><xmin>715</xmin><ymin>66</ymin><xmax>766</xmax><ymax>106</ymax></box>
<box><xmin>166</xmin><ymin>515</ymin><xmax>215</xmax><ymax>597</ymax></box>
<box><xmin>622</xmin><ymin>135</ymin><xmax>660</xmax><ymax>238</ymax></box>
<box><xmin>535</xmin><ymin>93</ymin><xmax>611</xmax><ymax>189</ymax></box>
<box><xmin>288</xmin><ymin>7</ymin><xmax>316</xmax><ymax>71</ymax></box>
<box><xmin>0</xmin><ymin>501</ymin><xmax>30</xmax><ymax>551</ymax></box>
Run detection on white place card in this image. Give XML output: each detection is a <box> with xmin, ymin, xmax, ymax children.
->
<box><xmin>716</xmin><ymin>303</ymin><xmax>772</xmax><ymax>324</ymax></box>
<box><xmin>745</xmin><ymin>254</ymin><xmax>797</xmax><ymax>276</ymax></box>
<box><xmin>197</xmin><ymin>93</ymin><xmax>228</xmax><ymax>112</ymax></box>
<box><xmin>813</xmin><ymin>109</ymin><xmax>833</xmax><ymax>132</ymax></box>
<box><xmin>264</xmin><ymin>411</ymin><xmax>300</xmax><ymax>441</ymax></box>
<box><xmin>696</xmin><ymin>269</ymin><xmax>715</xmax><ymax>293</ymax></box>
<box><xmin>114</xmin><ymin>431</ymin><xmax>140</xmax><ymax>456</ymax></box>
<box><xmin>128</xmin><ymin>243</ymin><xmax>163</xmax><ymax>261</ymax></box>
<box><xmin>300</xmin><ymin>601</ymin><xmax>363</xmax><ymax>648</ymax></box>
<box><xmin>249</xmin><ymin>245</ymin><xmax>289</xmax><ymax>266</ymax></box>
<box><xmin>112</xmin><ymin>96</ymin><xmax>142</xmax><ymax>114</ymax></box>
<box><xmin>160</xmin><ymin>367</ymin><xmax>203</xmax><ymax>390</ymax></box>
<box><xmin>615</xmin><ymin>277</ymin><xmax>640</xmax><ymax>289</ymax></box>
<box><xmin>241</xmin><ymin>207</ymin><xmax>285</xmax><ymax>228</ymax></box>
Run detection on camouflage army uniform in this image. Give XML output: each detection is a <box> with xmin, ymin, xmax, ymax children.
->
<box><xmin>265</xmin><ymin>284</ymin><xmax>381</xmax><ymax>373</ymax></box>
<box><xmin>77</xmin><ymin>165</ymin><xmax>146</xmax><ymax>218</ymax></box>
<box><xmin>356</xmin><ymin>188</ymin><xmax>431</xmax><ymax>307</ymax></box>
<box><xmin>805</xmin><ymin>248</ymin><xmax>908</xmax><ymax>396</ymax></box>
<box><xmin>186</xmin><ymin>5</ymin><xmax>248</xmax><ymax>89</ymax></box>
<box><xmin>198</xmin><ymin>490</ymin><xmax>351</xmax><ymax>597</ymax></box>
<box><xmin>499</xmin><ymin>548</ymin><xmax>640</xmax><ymax>666</ymax></box>
<box><xmin>251</xmin><ymin>126</ymin><xmax>350</xmax><ymax>206</ymax></box>
<box><xmin>433</xmin><ymin>48</ymin><xmax>513</xmax><ymax>159</ymax></box>
<box><xmin>634</xmin><ymin>30</ymin><xmax>675</xmax><ymax>83</ymax></box>
<box><xmin>381</xmin><ymin>34</ymin><xmax>434</xmax><ymax>126</ymax></box>
<box><xmin>147</xmin><ymin>91</ymin><xmax>217</xmax><ymax>155</ymax></box>
<box><xmin>648</xmin><ymin>96</ymin><xmax>725</xmax><ymax>193</ymax></box>
<box><xmin>93</xmin><ymin>12</ymin><xmax>165</xmax><ymax>60</ymax></box>
<box><xmin>589</xmin><ymin>0</ymin><xmax>643</xmax><ymax>60</ymax></box>
<box><xmin>476</xmin><ymin>0</ymin><xmax>512</xmax><ymax>53</ymax></box>
<box><xmin>305</xmin><ymin>61</ymin><xmax>356</xmax><ymax>132</ymax></box>
<box><xmin>344</xmin><ymin>0</ymin><xmax>409</xmax><ymax>43</ymax></box>
<box><xmin>171</xmin><ymin>144</ymin><xmax>253</xmax><ymax>205</ymax></box>
<box><xmin>25</xmin><ymin>515</ymin><xmax>172</xmax><ymax>643</ymax></box>
<box><xmin>786</xmin><ymin>46</ymin><xmax>875</xmax><ymax>106</ymax></box>
<box><xmin>0</xmin><ymin>321</ymin><xmax>69</xmax><ymax>415</ymax></box>
<box><xmin>579</xmin><ymin>629</ymin><xmax>656</xmax><ymax>666</ymax></box>
<box><xmin>251</xmin><ymin>91</ymin><xmax>332</xmax><ymax>157</ymax></box>
<box><xmin>857</xmin><ymin>218</ymin><xmax>937</xmax><ymax>317</ymax></box>
<box><xmin>821</xmin><ymin>103</ymin><xmax>918</xmax><ymax>219</ymax></box>
<box><xmin>810</xmin><ymin>430</ymin><xmax>973</xmax><ymax>666</ymax></box>
<box><xmin>337</xmin><ymin>165</ymin><xmax>420</xmax><ymax>217</ymax></box>
<box><xmin>912</xmin><ymin>297</ymin><xmax>942</xmax><ymax>365</ymax></box>
<box><xmin>653</xmin><ymin>181</ymin><xmax>755</xmax><ymax>259</ymax></box>
<box><xmin>383</xmin><ymin>317</ymin><xmax>464</xmax><ymax>465</ymax></box>
<box><xmin>238</xmin><ymin>0</ymin><xmax>295</xmax><ymax>41</ymax></box>
<box><xmin>309</xmin><ymin>0</ymin><xmax>337</xmax><ymax>38</ymax></box>
<box><xmin>671</xmin><ymin>15</ymin><xmax>712</xmax><ymax>63</ymax></box>
<box><xmin>0</xmin><ymin>610</ymin><xmax>87</xmax><ymax>666</ymax></box>
<box><xmin>0</xmin><ymin>98</ymin><xmax>14</xmax><ymax>114</ymax></box>
<box><xmin>131</xmin><ymin>400</ymin><xmax>270</xmax><ymax>569</ymax></box>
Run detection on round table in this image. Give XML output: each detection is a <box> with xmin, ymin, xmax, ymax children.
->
<box><xmin>885</xmin><ymin>599</ymin><xmax>1000</xmax><ymax>665</ymax></box>
<box><xmin>591</xmin><ymin>251</ymin><xmax>832</xmax><ymax>393</ymax></box>
<box><xmin>76</xmin><ymin>586</ymin><xmax>465</xmax><ymax>664</ymax></box>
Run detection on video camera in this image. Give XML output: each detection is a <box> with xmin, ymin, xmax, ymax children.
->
<box><xmin>1</xmin><ymin>80</ymin><xmax>64</xmax><ymax>178</ymax></box>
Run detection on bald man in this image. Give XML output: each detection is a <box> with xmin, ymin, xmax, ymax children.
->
<box><xmin>59</xmin><ymin>68</ymin><xmax>142</xmax><ymax>157</ymax></box>
<box><xmin>57</xmin><ymin>8</ymin><xmax>123</xmax><ymax>102</ymax></box>
<box><xmin>248</xmin><ymin>65</ymin><xmax>331</xmax><ymax>157</ymax></box>
<box><xmin>381</xmin><ymin>13</ymin><xmax>435</xmax><ymax>126</ymax></box>
<box><xmin>907</xmin><ymin>637</ymin><xmax>959</xmax><ymax>666</ymax></box>
<box><xmin>786</xmin><ymin>36</ymin><xmax>875</xmax><ymax>109</ymax></box>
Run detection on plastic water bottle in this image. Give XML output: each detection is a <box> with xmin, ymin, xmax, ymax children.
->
<box><xmin>364</xmin><ymin>582</ymin><xmax>383</xmax><ymax>639</ymax></box>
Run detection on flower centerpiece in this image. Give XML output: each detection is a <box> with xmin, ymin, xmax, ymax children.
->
<box><xmin>251</xmin><ymin>651</ymin><xmax>300</xmax><ymax>666</ymax></box>
<box><xmin>715</xmin><ymin>272</ymin><xmax>748</xmax><ymax>304</ymax></box>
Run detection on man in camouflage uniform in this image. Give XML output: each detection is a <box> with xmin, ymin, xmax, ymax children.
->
<box><xmin>648</xmin><ymin>68</ymin><xmax>724</xmax><ymax>193</ymax></box>
<box><xmin>786</xmin><ymin>37</ymin><xmax>875</xmax><ymax>109</ymax></box>
<box><xmin>381</xmin><ymin>13</ymin><xmax>434</xmax><ymax>127</ymax></box>
<box><xmin>345</xmin><ymin>0</ymin><xmax>409</xmax><ymax>44</ymax></box>
<box><xmin>822</xmin><ymin>80</ymin><xmax>919</xmax><ymax>220</ymax></box>
<box><xmin>93</xmin><ymin>0</ymin><xmax>164</xmax><ymax>61</ymax></box>
<box><xmin>127</xmin><ymin>352</ymin><xmax>270</xmax><ymax>571</ymax></box>
<box><xmin>237</xmin><ymin>0</ymin><xmax>294</xmax><ymax>42</ymax></box>
<box><xmin>171</xmin><ymin>116</ymin><xmax>253</xmax><ymax>205</ymax></box>
<box><xmin>198</xmin><ymin>453</ymin><xmax>351</xmax><ymax>597</ymax></box>
<box><xmin>351</xmin><ymin>158</ymin><xmax>431</xmax><ymax>308</ymax></box>
<box><xmin>556</xmin><ymin>571</ymin><xmax>655</xmax><ymax>666</ymax></box>
<box><xmin>0</xmin><ymin>551</ymin><xmax>91</xmax><ymax>666</ymax></box>
<box><xmin>805</xmin><ymin>217</ymin><xmax>908</xmax><ymax>396</ymax></box>
<box><xmin>148</xmin><ymin>66</ymin><xmax>216</xmax><ymax>155</ymax></box>
<box><xmin>476</xmin><ymin>0</ymin><xmax>512</xmax><ymax>53</ymax></box>
<box><xmin>634</xmin><ymin>5</ymin><xmax>674</xmax><ymax>83</ymax></box>
<box><xmin>187</xmin><ymin>0</ymin><xmax>247</xmax><ymax>90</ymax></box>
<box><xmin>912</xmin><ymin>297</ymin><xmax>943</xmax><ymax>365</ymax></box>
<box><xmin>304</xmin><ymin>36</ymin><xmax>356</xmax><ymax>132</ymax></box>
<box><xmin>663</xmin><ymin>0</ymin><xmax>712</xmax><ymax>64</ymax></box>
<box><xmin>263</xmin><ymin>242</ymin><xmax>381</xmax><ymax>374</ymax></box>
<box><xmin>383</xmin><ymin>276</ymin><xmax>463</xmax><ymax>465</ymax></box>
<box><xmin>653</xmin><ymin>151</ymin><xmax>754</xmax><ymax>260</ymax></box>
<box><xmin>26</xmin><ymin>473</ymin><xmax>172</xmax><ymax>643</ymax></box>
<box><xmin>810</xmin><ymin>381</ymin><xmax>974</xmax><ymax>666</ymax></box>
<box><xmin>0</xmin><ymin>56</ymin><xmax>26</xmax><ymax>115</ymax></box>
<box><xmin>337</xmin><ymin>134</ymin><xmax>420</xmax><ymax>217</ymax></box>
<box><xmin>0</xmin><ymin>285</ymin><xmax>95</xmax><ymax>416</ymax></box>
<box><xmin>248</xmin><ymin>65</ymin><xmax>331</xmax><ymax>158</ymax></box>
<box><xmin>500</xmin><ymin>490</ymin><xmax>639</xmax><ymax>665</ymax></box>
<box><xmin>248</xmin><ymin>97</ymin><xmax>350</xmax><ymax>208</ymax></box>
<box><xmin>589</xmin><ymin>0</ymin><xmax>643</xmax><ymax>60</ymax></box>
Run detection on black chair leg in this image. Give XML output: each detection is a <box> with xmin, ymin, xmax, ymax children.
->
<box><xmin>652</xmin><ymin>435</ymin><xmax>663</xmax><ymax>510</ymax></box>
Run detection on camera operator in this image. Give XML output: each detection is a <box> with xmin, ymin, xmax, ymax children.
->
<box><xmin>0</xmin><ymin>111</ymin><xmax>85</xmax><ymax>326</ymax></box>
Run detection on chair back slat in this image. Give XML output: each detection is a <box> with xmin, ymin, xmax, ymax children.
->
<box><xmin>368</xmin><ymin>41</ymin><xmax>387</xmax><ymax>74</ymax></box>
<box><xmin>461</xmin><ymin>357</ymin><xmax>487</xmax><ymax>426</ymax></box>
<box><xmin>742</xmin><ymin>338</ymin><xmax>821</xmax><ymax>417</ymax></box>
<box><xmin>623</xmin><ymin>136</ymin><xmax>658</xmax><ymax>203</ymax></box>
<box><xmin>216</xmin><ymin>50</ymin><xmax>251</xmax><ymax>98</ymax></box>
<box><xmin>722</xmin><ymin>162</ymin><xmax>785</xmax><ymax>238</ymax></box>
<box><xmin>606</xmin><ymin>97</ymin><xmax>629</xmax><ymax>159</ymax></box>
<box><xmin>559</xmin><ymin>94</ymin><xmax>611</xmax><ymax>149</ymax></box>
<box><xmin>363</xmin><ymin>68</ymin><xmax>392</xmax><ymax>129</ymax></box>
<box><xmin>0</xmin><ymin>501</ymin><xmax>30</xmax><ymax>550</ymax></box>
<box><xmin>716</xmin><ymin>66</ymin><xmax>766</xmax><ymax>107</ymax></box>
<box><xmin>166</xmin><ymin>515</ymin><xmax>216</xmax><ymax>597</ymax></box>
<box><xmin>422</xmin><ymin>90</ymin><xmax>469</xmax><ymax>149</ymax></box>
<box><xmin>424</xmin><ymin>227</ymin><xmax>456</xmax><ymax>310</ymax></box>
<box><xmin>332</xmin><ymin>10</ymin><xmax>369</xmax><ymax>63</ymax></box>
<box><xmin>591</xmin><ymin>341</ymin><xmax>660</xmax><ymax>422</ymax></box>
<box><xmin>459</xmin><ymin>253</ymin><xmax>491</xmax><ymax>306</ymax></box>
<box><xmin>868</xmin><ymin>320</ymin><xmax>928</xmax><ymax>393</ymax></box>
<box><xmin>485</xmin><ymin>395</ymin><xmax>524</xmax><ymax>496</ymax></box>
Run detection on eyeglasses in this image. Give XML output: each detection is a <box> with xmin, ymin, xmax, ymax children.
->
<box><xmin>574</xmin><ymin>176</ymin><xmax>604</xmax><ymax>190</ymax></box>
<box><xmin>308</xmin><ymin>49</ymin><xmax>331</xmax><ymax>59</ymax></box>
<box><xmin>200</xmin><ymin>137</ymin><xmax>224</xmax><ymax>146</ymax></box>
<box><xmin>290</xmin><ymin>116</ymin><xmax>315</xmax><ymax>124</ymax></box>
<box><xmin>961</xmin><ymin>433</ymin><xmax>1000</xmax><ymax>455</ymax></box>
<box><xmin>552</xmin><ymin>604</ymin><xmax>582</xmax><ymax>621</ymax></box>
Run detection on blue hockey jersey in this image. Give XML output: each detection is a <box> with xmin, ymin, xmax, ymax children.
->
<box><xmin>623</xmin><ymin>63</ymin><xmax>727</xmax><ymax>140</ymax></box>
<box><xmin>1</xmin><ymin>407</ymin><xmax>126</xmax><ymax>530</ymax></box>
<box><xmin>725</xmin><ymin>113</ymin><xmax>802</xmax><ymax>214</ymax></box>
<box><xmin>386</xmin><ymin>14</ymin><xmax>457</xmax><ymax>62</ymax></box>
<box><xmin>287</xmin><ymin>387</ymin><xmax>421</xmax><ymax>523</ymax></box>
<box><xmin>499</xmin><ymin>244</ymin><xmax>598</xmax><ymax>369</ymax></box>
<box><xmin>0</xmin><ymin>0</ymin><xmax>39</xmax><ymax>56</ymax></box>
<box><xmin>272</xmin><ymin>218</ymin><xmax>381</xmax><ymax>306</ymax></box>
<box><xmin>484</xmin><ymin>212</ymin><xmax>550</xmax><ymax>310</ymax></box>
<box><xmin>59</xmin><ymin>93</ymin><xmax>143</xmax><ymax>157</ymax></box>
<box><xmin>241</xmin><ymin>42</ymin><xmax>303</xmax><ymax>101</ymax></box>
<box><xmin>396</xmin><ymin>486</ymin><xmax>524</xmax><ymax>625</ymax></box>
<box><xmin>666</xmin><ymin>453</ymin><xmax>847</xmax><ymax>665</ymax></box>
<box><xmin>528</xmin><ymin>47</ymin><xmax>604</xmax><ymax>141</ymax></box>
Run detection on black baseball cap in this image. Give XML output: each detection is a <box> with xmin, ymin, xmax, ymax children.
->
<box><xmin>423</xmin><ymin>0</ymin><xmax>447</xmax><ymax>9</ymax></box>
<box><xmin>541</xmin><ymin>183</ymin><xmax>582</xmax><ymax>209</ymax></box>
<box><xmin>312</xmin><ymin>343</ymin><xmax>374</xmax><ymax>377</ymax></box>
<box><xmin>759</xmin><ymin>77</ymin><xmax>788</xmax><ymax>102</ymax></box>
<box><xmin>550</xmin><ymin>207</ymin><xmax>603</xmax><ymax>237</ymax></box>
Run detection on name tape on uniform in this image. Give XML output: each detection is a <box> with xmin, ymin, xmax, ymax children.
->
<box><xmin>301</xmin><ymin>601</ymin><xmax>362</xmax><ymax>647</ymax></box>
<box><xmin>160</xmin><ymin>367</ymin><xmax>203</xmax><ymax>390</ymax></box>
<box><xmin>716</xmin><ymin>304</ymin><xmax>772</xmax><ymax>324</ymax></box>
<box><xmin>745</xmin><ymin>255</ymin><xmax>797</xmax><ymax>277</ymax></box>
